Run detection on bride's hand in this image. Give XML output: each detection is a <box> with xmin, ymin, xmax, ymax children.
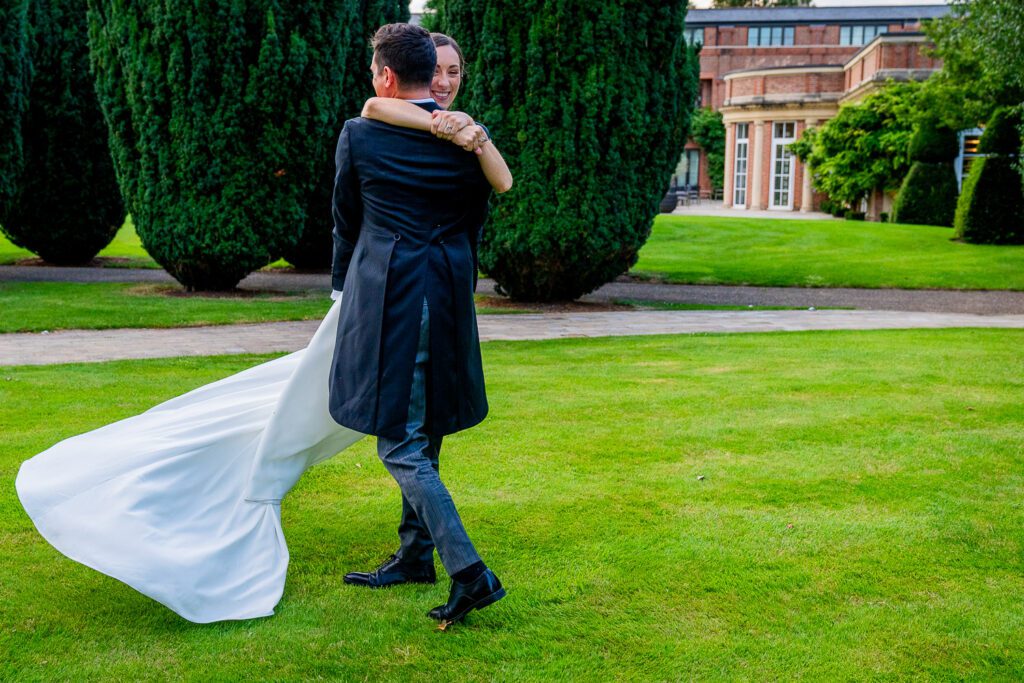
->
<box><xmin>431</xmin><ymin>110</ymin><xmax>473</xmax><ymax>140</ymax></box>
<box><xmin>451</xmin><ymin>125</ymin><xmax>489</xmax><ymax>155</ymax></box>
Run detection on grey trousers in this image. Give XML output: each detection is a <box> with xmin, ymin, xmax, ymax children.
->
<box><xmin>376</xmin><ymin>299</ymin><xmax>481</xmax><ymax>575</ymax></box>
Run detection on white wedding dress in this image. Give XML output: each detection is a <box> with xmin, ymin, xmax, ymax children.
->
<box><xmin>15</xmin><ymin>299</ymin><xmax>365</xmax><ymax>623</ymax></box>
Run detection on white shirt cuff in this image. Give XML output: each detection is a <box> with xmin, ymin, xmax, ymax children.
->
<box><xmin>330</xmin><ymin>289</ymin><xmax>342</xmax><ymax>301</ymax></box>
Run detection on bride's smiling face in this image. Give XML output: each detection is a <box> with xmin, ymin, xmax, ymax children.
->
<box><xmin>431</xmin><ymin>45</ymin><xmax>462</xmax><ymax>110</ymax></box>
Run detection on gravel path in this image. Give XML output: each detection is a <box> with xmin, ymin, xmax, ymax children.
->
<box><xmin>3</xmin><ymin>264</ymin><xmax>1023</xmax><ymax>315</ymax></box>
<box><xmin>2</xmin><ymin>309</ymin><xmax>1022</xmax><ymax>366</ymax></box>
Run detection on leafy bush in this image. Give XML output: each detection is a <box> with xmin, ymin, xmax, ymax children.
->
<box><xmin>431</xmin><ymin>0</ymin><xmax>697</xmax><ymax>301</ymax></box>
<box><xmin>844</xmin><ymin>210</ymin><xmax>866</xmax><ymax>221</ymax></box>
<box><xmin>892</xmin><ymin>162</ymin><xmax>958</xmax><ymax>227</ymax></box>
<box><xmin>690</xmin><ymin>108</ymin><xmax>725</xmax><ymax>190</ymax></box>
<box><xmin>892</xmin><ymin>119</ymin><xmax>960</xmax><ymax>227</ymax></box>
<box><xmin>282</xmin><ymin>0</ymin><xmax>408</xmax><ymax>270</ymax></box>
<box><xmin>954</xmin><ymin>108</ymin><xmax>1024</xmax><ymax>244</ymax></box>
<box><xmin>88</xmin><ymin>2</ymin><xmax>358</xmax><ymax>289</ymax></box>
<box><xmin>1</xmin><ymin>0</ymin><xmax>124</xmax><ymax>265</ymax></box>
<box><xmin>790</xmin><ymin>82</ymin><xmax>920</xmax><ymax>209</ymax></box>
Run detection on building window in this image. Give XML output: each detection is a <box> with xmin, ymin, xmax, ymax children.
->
<box><xmin>684</xmin><ymin>27</ymin><xmax>703</xmax><ymax>46</ymax></box>
<box><xmin>840</xmin><ymin>25</ymin><xmax>887</xmax><ymax>46</ymax></box>
<box><xmin>747</xmin><ymin>26</ymin><xmax>794</xmax><ymax>47</ymax></box>
<box><xmin>733</xmin><ymin>123</ymin><xmax>749</xmax><ymax>207</ymax></box>
<box><xmin>770</xmin><ymin>122</ymin><xmax>796</xmax><ymax>209</ymax></box>
<box><xmin>955</xmin><ymin>128</ymin><xmax>984</xmax><ymax>190</ymax></box>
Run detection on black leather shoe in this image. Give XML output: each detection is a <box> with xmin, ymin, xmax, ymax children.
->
<box><xmin>427</xmin><ymin>568</ymin><xmax>506</xmax><ymax>623</ymax></box>
<box><xmin>343</xmin><ymin>554</ymin><xmax>436</xmax><ymax>588</ymax></box>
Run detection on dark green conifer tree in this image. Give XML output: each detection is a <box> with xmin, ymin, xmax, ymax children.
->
<box><xmin>954</xmin><ymin>107</ymin><xmax>1024</xmax><ymax>244</ymax></box>
<box><xmin>0</xmin><ymin>1</ymin><xmax>30</xmax><ymax>222</ymax></box>
<box><xmin>283</xmin><ymin>1</ymin><xmax>409</xmax><ymax>270</ymax></box>
<box><xmin>430</xmin><ymin>0</ymin><xmax>696</xmax><ymax>301</ymax></box>
<box><xmin>891</xmin><ymin>118</ymin><xmax>959</xmax><ymax>227</ymax></box>
<box><xmin>1</xmin><ymin>0</ymin><xmax>124</xmax><ymax>265</ymax></box>
<box><xmin>87</xmin><ymin>2</ymin><xmax>359</xmax><ymax>289</ymax></box>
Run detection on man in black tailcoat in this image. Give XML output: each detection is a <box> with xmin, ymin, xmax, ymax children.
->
<box><xmin>327</xmin><ymin>23</ymin><xmax>505</xmax><ymax>625</ymax></box>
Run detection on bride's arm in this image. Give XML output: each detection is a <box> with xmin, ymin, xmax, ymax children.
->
<box><xmin>361</xmin><ymin>97</ymin><xmax>434</xmax><ymax>131</ymax></box>
<box><xmin>362</xmin><ymin>98</ymin><xmax>514</xmax><ymax>194</ymax></box>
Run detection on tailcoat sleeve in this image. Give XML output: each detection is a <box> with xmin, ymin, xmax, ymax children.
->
<box><xmin>331</xmin><ymin>122</ymin><xmax>362</xmax><ymax>292</ymax></box>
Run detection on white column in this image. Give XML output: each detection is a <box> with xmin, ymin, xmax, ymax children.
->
<box><xmin>800</xmin><ymin>119</ymin><xmax>817</xmax><ymax>213</ymax></box>
<box><xmin>750</xmin><ymin>120</ymin><xmax>766</xmax><ymax>210</ymax></box>
<box><xmin>723</xmin><ymin>123</ymin><xmax>735</xmax><ymax>207</ymax></box>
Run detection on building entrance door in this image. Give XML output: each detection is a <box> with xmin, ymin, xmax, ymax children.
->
<box><xmin>770</xmin><ymin>122</ymin><xmax>796</xmax><ymax>209</ymax></box>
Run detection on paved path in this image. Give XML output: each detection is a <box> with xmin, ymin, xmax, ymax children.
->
<box><xmin>2</xmin><ymin>310</ymin><xmax>1022</xmax><ymax>366</ymax></box>
<box><xmin>4</xmin><ymin>265</ymin><xmax>1023</xmax><ymax>315</ymax></box>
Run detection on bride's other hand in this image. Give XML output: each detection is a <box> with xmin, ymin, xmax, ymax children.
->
<box><xmin>451</xmin><ymin>124</ymin><xmax>489</xmax><ymax>154</ymax></box>
<box><xmin>431</xmin><ymin>110</ymin><xmax>473</xmax><ymax>140</ymax></box>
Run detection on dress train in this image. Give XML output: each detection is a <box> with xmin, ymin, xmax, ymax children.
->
<box><xmin>15</xmin><ymin>299</ymin><xmax>364</xmax><ymax>623</ymax></box>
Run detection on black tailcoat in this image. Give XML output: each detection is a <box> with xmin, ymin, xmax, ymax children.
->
<box><xmin>328</xmin><ymin>101</ymin><xmax>492</xmax><ymax>440</ymax></box>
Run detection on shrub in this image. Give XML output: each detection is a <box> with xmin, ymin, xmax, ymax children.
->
<box><xmin>432</xmin><ymin>0</ymin><xmax>697</xmax><ymax>301</ymax></box>
<box><xmin>954</xmin><ymin>107</ymin><xmax>1024</xmax><ymax>244</ymax></box>
<box><xmin>844</xmin><ymin>210</ymin><xmax>866</xmax><ymax>221</ymax></box>
<box><xmin>282</xmin><ymin>0</ymin><xmax>408</xmax><ymax>270</ymax></box>
<box><xmin>880</xmin><ymin>212</ymin><xmax>889</xmax><ymax>223</ymax></box>
<box><xmin>908</xmin><ymin>118</ymin><xmax>959</xmax><ymax>163</ymax></box>
<box><xmin>690</xmin><ymin>108</ymin><xmax>725</xmax><ymax>190</ymax></box>
<box><xmin>88</xmin><ymin>2</ymin><xmax>358</xmax><ymax>289</ymax></box>
<box><xmin>1</xmin><ymin>0</ymin><xmax>124</xmax><ymax>265</ymax></box>
<box><xmin>892</xmin><ymin>163</ymin><xmax>959</xmax><ymax>227</ymax></box>
<box><xmin>893</xmin><ymin>119</ymin><xmax>959</xmax><ymax>227</ymax></box>
<box><xmin>0</xmin><ymin>2</ymin><xmax>30</xmax><ymax>219</ymax></box>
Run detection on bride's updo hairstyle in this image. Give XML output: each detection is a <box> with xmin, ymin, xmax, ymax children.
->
<box><xmin>431</xmin><ymin>32</ymin><xmax>465</xmax><ymax>77</ymax></box>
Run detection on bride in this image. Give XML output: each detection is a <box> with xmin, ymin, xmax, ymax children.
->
<box><xmin>15</xmin><ymin>32</ymin><xmax>512</xmax><ymax>624</ymax></box>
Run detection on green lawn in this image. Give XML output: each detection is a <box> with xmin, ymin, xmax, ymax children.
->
<box><xmin>0</xmin><ymin>282</ymin><xmax>530</xmax><ymax>333</ymax></box>
<box><xmin>2</xmin><ymin>329</ymin><xmax>1022</xmax><ymax>680</ymax></box>
<box><xmin>634</xmin><ymin>215</ymin><xmax>1024</xmax><ymax>290</ymax></box>
<box><xmin>0</xmin><ymin>282</ymin><xmax>334</xmax><ymax>332</ymax></box>
<box><xmin>0</xmin><ymin>218</ymin><xmax>158</xmax><ymax>267</ymax></box>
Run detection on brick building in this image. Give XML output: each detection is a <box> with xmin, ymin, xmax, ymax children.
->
<box><xmin>679</xmin><ymin>4</ymin><xmax>949</xmax><ymax>217</ymax></box>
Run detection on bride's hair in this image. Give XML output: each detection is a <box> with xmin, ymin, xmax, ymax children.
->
<box><xmin>431</xmin><ymin>33</ymin><xmax>465</xmax><ymax>77</ymax></box>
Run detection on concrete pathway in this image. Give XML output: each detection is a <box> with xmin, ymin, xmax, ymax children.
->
<box><xmin>2</xmin><ymin>310</ymin><xmax>1022</xmax><ymax>366</ymax></box>
<box><xmin>670</xmin><ymin>199</ymin><xmax>836</xmax><ymax>221</ymax></box>
<box><xmin>4</xmin><ymin>265</ymin><xmax>1023</xmax><ymax>315</ymax></box>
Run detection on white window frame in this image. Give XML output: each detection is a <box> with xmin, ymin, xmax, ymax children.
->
<box><xmin>733</xmin><ymin>123</ymin><xmax>750</xmax><ymax>208</ymax></box>
<box><xmin>770</xmin><ymin>122</ymin><xmax>796</xmax><ymax>210</ymax></box>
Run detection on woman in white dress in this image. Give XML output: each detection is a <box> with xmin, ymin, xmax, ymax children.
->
<box><xmin>15</xmin><ymin>33</ymin><xmax>512</xmax><ymax>624</ymax></box>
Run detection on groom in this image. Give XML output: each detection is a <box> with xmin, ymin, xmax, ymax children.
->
<box><xmin>327</xmin><ymin>23</ymin><xmax>504</xmax><ymax>625</ymax></box>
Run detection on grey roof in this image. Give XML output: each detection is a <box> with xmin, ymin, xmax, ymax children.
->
<box><xmin>686</xmin><ymin>5</ymin><xmax>950</xmax><ymax>26</ymax></box>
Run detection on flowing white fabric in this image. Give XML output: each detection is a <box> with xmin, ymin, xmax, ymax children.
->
<box><xmin>15</xmin><ymin>299</ymin><xmax>365</xmax><ymax>623</ymax></box>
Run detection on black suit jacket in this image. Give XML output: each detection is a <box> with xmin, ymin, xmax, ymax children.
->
<box><xmin>328</xmin><ymin>101</ymin><xmax>492</xmax><ymax>439</ymax></box>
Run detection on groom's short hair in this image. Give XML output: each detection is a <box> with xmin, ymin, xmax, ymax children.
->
<box><xmin>371</xmin><ymin>24</ymin><xmax>436</xmax><ymax>89</ymax></box>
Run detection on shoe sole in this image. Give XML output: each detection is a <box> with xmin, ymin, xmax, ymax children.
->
<box><xmin>440</xmin><ymin>586</ymin><xmax>507</xmax><ymax>624</ymax></box>
<box><xmin>343</xmin><ymin>576</ymin><xmax>436</xmax><ymax>588</ymax></box>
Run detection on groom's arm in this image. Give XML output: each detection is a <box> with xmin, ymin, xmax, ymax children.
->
<box><xmin>331</xmin><ymin>122</ymin><xmax>362</xmax><ymax>292</ymax></box>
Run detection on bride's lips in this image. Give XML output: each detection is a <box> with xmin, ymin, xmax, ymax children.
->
<box><xmin>432</xmin><ymin>90</ymin><xmax>451</xmax><ymax>106</ymax></box>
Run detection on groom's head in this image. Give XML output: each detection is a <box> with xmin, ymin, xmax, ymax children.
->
<box><xmin>370</xmin><ymin>24</ymin><xmax>436</xmax><ymax>98</ymax></box>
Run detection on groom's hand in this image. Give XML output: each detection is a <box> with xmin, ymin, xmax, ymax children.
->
<box><xmin>431</xmin><ymin>110</ymin><xmax>473</xmax><ymax>140</ymax></box>
<box><xmin>451</xmin><ymin>125</ymin><xmax>489</xmax><ymax>154</ymax></box>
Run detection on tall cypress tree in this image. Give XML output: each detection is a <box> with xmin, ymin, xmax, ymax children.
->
<box><xmin>87</xmin><ymin>1</ymin><xmax>358</xmax><ymax>290</ymax></box>
<box><xmin>430</xmin><ymin>0</ymin><xmax>696</xmax><ymax>301</ymax></box>
<box><xmin>0</xmin><ymin>1</ymin><xmax>30</xmax><ymax>231</ymax></box>
<box><xmin>283</xmin><ymin>0</ymin><xmax>409</xmax><ymax>270</ymax></box>
<box><xmin>1</xmin><ymin>0</ymin><xmax>124</xmax><ymax>265</ymax></box>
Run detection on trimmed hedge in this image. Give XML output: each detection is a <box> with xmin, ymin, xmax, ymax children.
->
<box><xmin>88</xmin><ymin>2</ymin><xmax>358</xmax><ymax>290</ymax></box>
<box><xmin>1</xmin><ymin>0</ymin><xmax>124</xmax><ymax>265</ymax></box>
<box><xmin>431</xmin><ymin>0</ymin><xmax>697</xmax><ymax>301</ymax></box>
<box><xmin>954</xmin><ymin>108</ymin><xmax>1024</xmax><ymax>244</ymax></box>
<box><xmin>0</xmin><ymin>1</ymin><xmax>29</xmax><ymax>219</ymax></box>
<box><xmin>283</xmin><ymin>0</ymin><xmax>408</xmax><ymax>270</ymax></box>
<box><xmin>892</xmin><ymin>119</ymin><xmax>959</xmax><ymax>227</ymax></box>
